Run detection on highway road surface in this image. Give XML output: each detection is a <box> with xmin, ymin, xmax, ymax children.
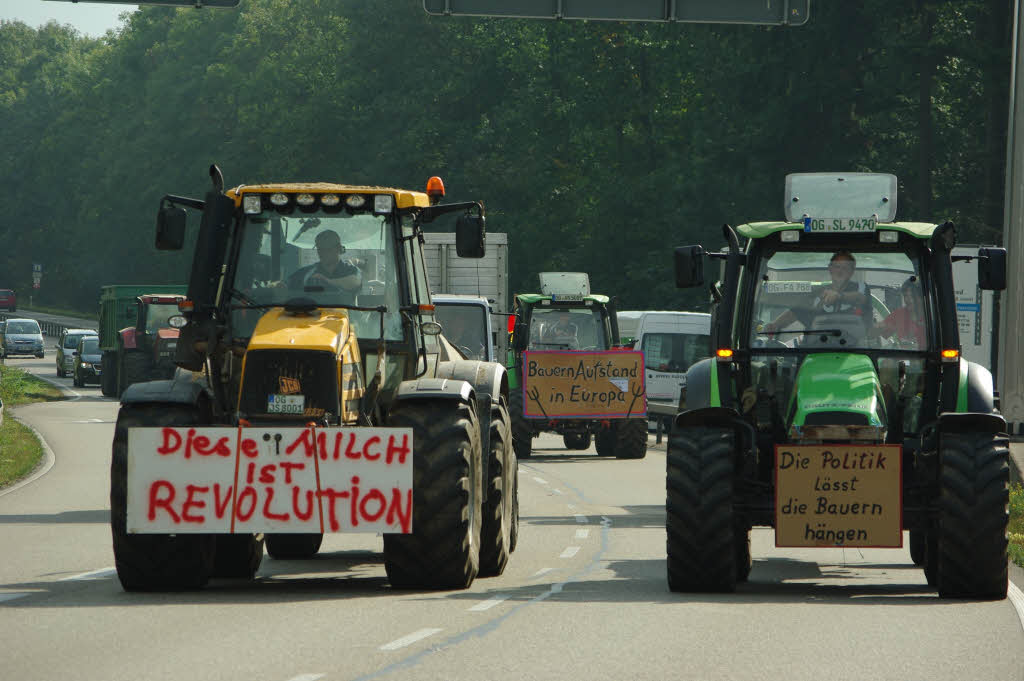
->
<box><xmin>2</xmin><ymin>351</ymin><xmax>1024</xmax><ymax>681</ymax></box>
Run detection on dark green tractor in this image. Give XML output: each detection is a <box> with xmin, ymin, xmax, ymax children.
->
<box><xmin>507</xmin><ymin>277</ymin><xmax>647</xmax><ymax>460</ymax></box>
<box><xmin>667</xmin><ymin>172</ymin><xmax>1009</xmax><ymax>598</ymax></box>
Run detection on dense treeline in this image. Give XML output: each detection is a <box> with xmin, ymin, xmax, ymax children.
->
<box><xmin>0</xmin><ymin>0</ymin><xmax>1011</xmax><ymax>314</ymax></box>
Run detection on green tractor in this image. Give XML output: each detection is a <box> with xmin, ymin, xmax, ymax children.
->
<box><xmin>668</xmin><ymin>172</ymin><xmax>1009</xmax><ymax>598</ymax></box>
<box><xmin>507</xmin><ymin>272</ymin><xmax>647</xmax><ymax>460</ymax></box>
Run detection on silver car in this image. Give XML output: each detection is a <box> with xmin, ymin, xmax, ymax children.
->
<box><xmin>0</xmin><ymin>318</ymin><xmax>44</xmax><ymax>359</ymax></box>
<box><xmin>56</xmin><ymin>328</ymin><xmax>98</xmax><ymax>377</ymax></box>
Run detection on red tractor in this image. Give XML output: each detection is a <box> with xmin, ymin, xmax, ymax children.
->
<box><xmin>113</xmin><ymin>294</ymin><xmax>186</xmax><ymax>397</ymax></box>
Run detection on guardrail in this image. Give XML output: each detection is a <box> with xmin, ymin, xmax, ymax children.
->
<box><xmin>0</xmin><ymin>311</ymin><xmax>97</xmax><ymax>339</ymax></box>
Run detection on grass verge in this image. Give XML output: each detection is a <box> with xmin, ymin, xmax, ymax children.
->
<box><xmin>0</xmin><ymin>364</ymin><xmax>64</xmax><ymax>488</ymax></box>
<box><xmin>1009</xmin><ymin>483</ymin><xmax>1024</xmax><ymax>568</ymax></box>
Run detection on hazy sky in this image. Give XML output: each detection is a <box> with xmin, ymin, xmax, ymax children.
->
<box><xmin>0</xmin><ymin>0</ymin><xmax>138</xmax><ymax>37</ymax></box>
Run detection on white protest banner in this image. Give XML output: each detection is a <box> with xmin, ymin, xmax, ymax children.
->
<box><xmin>126</xmin><ymin>426</ymin><xmax>413</xmax><ymax>535</ymax></box>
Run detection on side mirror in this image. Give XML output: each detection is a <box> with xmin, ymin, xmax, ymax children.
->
<box><xmin>455</xmin><ymin>214</ymin><xmax>486</xmax><ymax>258</ymax></box>
<box><xmin>513</xmin><ymin>321</ymin><xmax>529</xmax><ymax>352</ymax></box>
<box><xmin>156</xmin><ymin>205</ymin><xmax>188</xmax><ymax>250</ymax></box>
<box><xmin>978</xmin><ymin>247</ymin><xmax>1007</xmax><ymax>291</ymax></box>
<box><xmin>674</xmin><ymin>245</ymin><xmax>705</xmax><ymax>288</ymax></box>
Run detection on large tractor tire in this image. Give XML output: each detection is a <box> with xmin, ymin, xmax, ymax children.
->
<box><xmin>383</xmin><ymin>398</ymin><xmax>483</xmax><ymax>589</ymax></box>
<box><xmin>480</xmin><ymin>399</ymin><xmax>516</xmax><ymax>577</ymax></box>
<box><xmin>735</xmin><ymin>524</ymin><xmax>752</xmax><ymax>583</ymax></box>
<box><xmin>265</xmin><ymin>533</ymin><xmax>323</xmax><ymax>559</ymax></box>
<box><xmin>110</xmin><ymin>404</ymin><xmax>215</xmax><ymax>591</ymax></box>
<box><xmin>563</xmin><ymin>433</ymin><xmax>592</xmax><ymax>450</ymax></box>
<box><xmin>118</xmin><ymin>350</ymin><xmax>154</xmax><ymax>397</ymax></box>
<box><xmin>101</xmin><ymin>351</ymin><xmax>118</xmax><ymax>397</ymax></box>
<box><xmin>509</xmin><ymin>464</ymin><xmax>520</xmax><ymax>553</ymax></box>
<box><xmin>935</xmin><ymin>432</ymin><xmax>1009</xmax><ymax>599</ymax></box>
<box><xmin>666</xmin><ymin>426</ymin><xmax>740</xmax><ymax>592</ymax></box>
<box><xmin>909</xmin><ymin>528</ymin><xmax>926</xmax><ymax>566</ymax></box>
<box><xmin>594</xmin><ymin>425</ymin><xmax>617</xmax><ymax>456</ymax></box>
<box><xmin>213</xmin><ymin>534</ymin><xmax>265</xmax><ymax>579</ymax></box>
<box><xmin>509</xmin><ymin>388</ymin><xmax>533</xmax><ymax>460</ymax></box>
<box><xmin>614</xmin><ymin>418</ymin><xmax>648</xmax><ymax>460</ymax></box>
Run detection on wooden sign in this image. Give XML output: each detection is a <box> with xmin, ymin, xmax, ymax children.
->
<box><xmin>521</xmin><ymin>350</ymin><xmax>646</xmax><ymax>419</ymax></box>
<box><xmin>775</xmin><ymin>444</ymin><xmax>902</xmax><ymax>547</ymax></box>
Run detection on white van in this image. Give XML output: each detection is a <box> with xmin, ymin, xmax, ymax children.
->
<box><xmin>617</xmin><ymin>311</ymin><xmax>712</xmax><ymax>405</ymax></box>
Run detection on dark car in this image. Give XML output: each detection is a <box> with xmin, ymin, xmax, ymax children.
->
<box><xmin>0</xmin><ymin>318</ymin><xmax>44</xmax><ymax>359</ymax></box>
<box><xmin>0</xmin><ymin>289</ymin><xmax>15</xmax><ymax>312</ymax></box>
<box><xmin>73</xmin><ymin>335</ymin><xmax>103</xmax><ymax>387</ymax></box>
<box><xmin>56</xmin><ymin>328</ymin><xmax>98</xmax><ymax>378</ymax></box>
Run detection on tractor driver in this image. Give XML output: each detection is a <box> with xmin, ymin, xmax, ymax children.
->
<box><xmin>544</xmin><ymin>309</ymin><xmax>579</xmax><ymax>344</ymax></box>
<box><xmin>285</xmin><ymin>230</ymin><xmax>363</xmax><ymax>304</ymax></box>
<box><xmin>763</xmin><ymin>249</ymin><xmax>870</xmax><ymax>335</ymax></box>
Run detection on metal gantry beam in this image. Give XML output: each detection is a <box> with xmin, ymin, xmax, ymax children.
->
<box><xmin>423</xmin><ymin>0</ymin><xmax>811</xmax><ymax>25</ymax></box>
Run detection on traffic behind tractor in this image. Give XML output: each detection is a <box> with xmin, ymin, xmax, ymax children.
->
<box><xmin>110</xmin><ymin>166</ymin><xmax>517</xmax><ymax>591</ymax></box>
<box><xmin>507</xmin><ymin>272</ymin><xmax>648</xmax><ymax>459</ymax></box>
<box><xmin>668</xmin><ymin>172</ymin><xmax>1009</xmax><ymax>598</ymax></box>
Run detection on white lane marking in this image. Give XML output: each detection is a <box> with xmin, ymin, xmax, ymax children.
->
<box><xmin>1008</xmin><ymin>581</ymin><xmax>1024</xmax><ymax>632</ymax></box>
<box><xmin>531</xmin><ymin>567</ymin><xmax>555</xmax><ymax>578</ymax></box>
<box><xmin>574</xmin><ymin>514</ymin><xmax>587</xmax><ymax>524</ymax></box>
<box><xmin>468</xmin><ymin>594</ymin><xmax>509</xmax><ymax>612</ymax></box>
<box><xmin>551</xmin><ymin>488</ymin><xmax>564</xmax><ymax>495</ymax></box>
<box><xmin>69</xmin><ymin>418</ymin><xmax>106</xmax><ymax>423</ymax></box>
<box><xmin>60</xmin><ymin>567</ymin><xmax>116</xmax><ymax>581</ymax></box>
<box><xmin>285</xmin><ymin>675</ymin><xmax>325</xmax><ymax>681</ymax></box>
<box><xmin>575</xmin><ymin>529</ymin><xmax>590</xmax><ymax>539</ymax></box>
<box><xmin>0</xmin><ymin>593</ymin><xmax>31</xmax><ymax>603</ymax></box>
<box><xmin>560</xmin><ymin>546</ymin><xmax>580</xmax><ymax>559</ymax></box>
<box><xmin>567</xmin><ymin>503</ymin><xmax>577</xmax><ymax>510</ymax></box>
<box><xmin>532</xmin><ymin>476</ymin><xmax>548</xmax><ymax>485</ymax></box>
<box><xmin>380</xmin><ymin>628</ymin><xmax>442</xmax><ymax>651</ymax></box>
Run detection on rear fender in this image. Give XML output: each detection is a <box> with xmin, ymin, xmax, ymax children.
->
<box><xmin>960</xmin><ymin>360</ymin><xmax>997</xmax><ymax>413</ymax></box>
<box><xmin>673</xmin><ymin>405</ymin><xmax>754</xmax><ymax>461</ymax></box>
<box><xmin>680</xmin><ymin>358</ymin><xmax>715</xmax><ymax>410</ymax></box>
<box><xmin>937</xmin><ymin>411</ymin><xmax>1007</xmax><ymax>435</ymax></box>
<box><xmin>120</xmin><ymin>372</ymin><xmax>213</xmax><ymax>414</ymax></box>
<box><xmin>120</xmin><ymin>327</ymin><xmax>138</xmax><ymax>350</ymax></box>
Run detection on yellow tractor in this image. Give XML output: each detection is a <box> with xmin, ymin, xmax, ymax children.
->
<box><xmin>110</xmin><ymin>166</ymin><xmax>516</xmax><ymax>590</ymax></box>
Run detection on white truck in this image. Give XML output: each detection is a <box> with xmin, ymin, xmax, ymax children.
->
<box><xmin>423</xmin><ymin>232</ymin><xmax>510</xmax><ymax>361</ymax></box>
<box><xmin>952</xmin><ymin>245</ymin><xmax>997</xmax><ymax>372</ymax></box>
<box><xmin>617</xmin><ymin>310</ymin><xmax>712</xmax><ymax>431</ymax></box>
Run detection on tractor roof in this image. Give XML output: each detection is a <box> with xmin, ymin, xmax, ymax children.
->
<box><xmin>737</xmin><ymin>221</ymin><xmax>937</xmax><ymax>240</ymax></box>
<box><xmin>226</xmin><ymin>183</ymin><xmax>431</xmax><ymax>210</ymax></box>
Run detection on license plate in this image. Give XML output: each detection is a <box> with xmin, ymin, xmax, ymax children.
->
<box><xmin>267</xmin><ymin>394</ymin><xmax>305</xmax><ymax>414</ymax></box>
<box><xmin>550</xmin><ymin>294</ymin><xmax>583</xmax><ymax>302</ymax></box>
<box><xmin>803</xmin><ymin>217</ymin><xmax>877</xmax><ymax>233</ymax></box>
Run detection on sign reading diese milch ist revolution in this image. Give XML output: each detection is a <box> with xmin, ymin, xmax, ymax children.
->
<box><xmin>775</xmin><ymin>444</ymin><xmax>902</xmax><ymax>548</ymax></box>
<box><xmin>127</xmin><ymin>426</ymin><xmax>413</xmax><ymax>535</ymax></box>
<box><xmin>522</xmin><ymin>350</ymin><xmax>646</xmax><ymax>419</ymax></box>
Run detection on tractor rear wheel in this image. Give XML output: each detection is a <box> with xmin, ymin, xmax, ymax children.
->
<box><xmin>936</xmin><ymin>432</ymin><xmax>1009</xmax><ymax>599</ymax></box>
<box><xmin>614</xmin><ymin>418</ymin><xmax>648</xmax><ymax>459</ymax></box>
<box><xmin>383</xmin><ymin>398</ymin><xmax>482</xmax><ymax>589</ymax></box>
<box><xmin>213</xmin><ymin>534</ymin><xmax>265</xmax><ymax>578</ymax></box>
<box><xmin>666</xmin><ymin>426</ymin><xmax>740</xmax><ymax>592</ymax></box>
<box><xmin>509</xmin><ymin>388</ymin><xmax>533</xmax><ymax>459</ymax></box>
<box><xmin>265</xmin><ymin>533</ymin><xmax>323</xmax><ymax>559</ymax></box>
<box><xmin>480</xmin><ymin>399</ymin><xmax>515</xmax><ymax>577</ymax></box>
<box><xmin>594</xmin><ymin>426</ymin><xmax>617</xmax><ymax>456</ymax></box>
<box><xmin>101</xmin><ymin>352</ymin><xmax>118</xmax><ymax>397</ymax></box>
<box><xmin>119</xmin><ymin>350</ymin><xmax>154</xmax><ymax>397</ymax></box>
<box><xmin>110</xmin><ymin>404</ymin><xmax>215</xmax><ymax>591</ymax></box>
<box><xmin>909</xmin><ymin>528</ymin><xmax>926</xmax><ymax>566</ymax></box>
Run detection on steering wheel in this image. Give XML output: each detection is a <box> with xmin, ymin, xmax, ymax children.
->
<box><xmin>751</xmin><ymin>336</ymin><xmax>789</xmax><ymax>349</ymax></box>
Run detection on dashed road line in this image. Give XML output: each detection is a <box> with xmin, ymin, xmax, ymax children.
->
<box><xmin>531</xmin><ymin>567</ymin><xmax>556</xmax><ymax>578</ymax></box>
<box><xmin>284</xmin><ymin>675</ymin><xmax>325</xmax><ymax>681</ymax></box>
<box><xmin>560</xmin><ymin>546</ymin><xmax>580</xmax><ymax>559</ymax></box>
<box><xmin>532</xmin><ymin>476</ymin><xmax>548</xmax><ymax>485</ymax></box>
<box><xmin>574</xmin><ymin>514</ymin><xmax>588</xmax><ymax>524</ymax></box>
<box><xmin>60</xmin><ymin>567</ymin><xmax>116</xmax><ymax>581</ymax></box>
<box><xmin>380</xmin><ymin>628</ymin><xmax>442</xmax><ymax>651</ymax></box>
<box><xmin>575</xmin><ymin>528</ymin><xmax>590</xmax><ymax>539</ymax></box>
<box><xmin>468</xmin><ymin>594</ymin><xmax>509</xmax><ymax>612</ymax></box>
<box><xmin>551</xmin><ymin>488</ymin><xmax>564</xmax><ymax>495</ymax></box>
